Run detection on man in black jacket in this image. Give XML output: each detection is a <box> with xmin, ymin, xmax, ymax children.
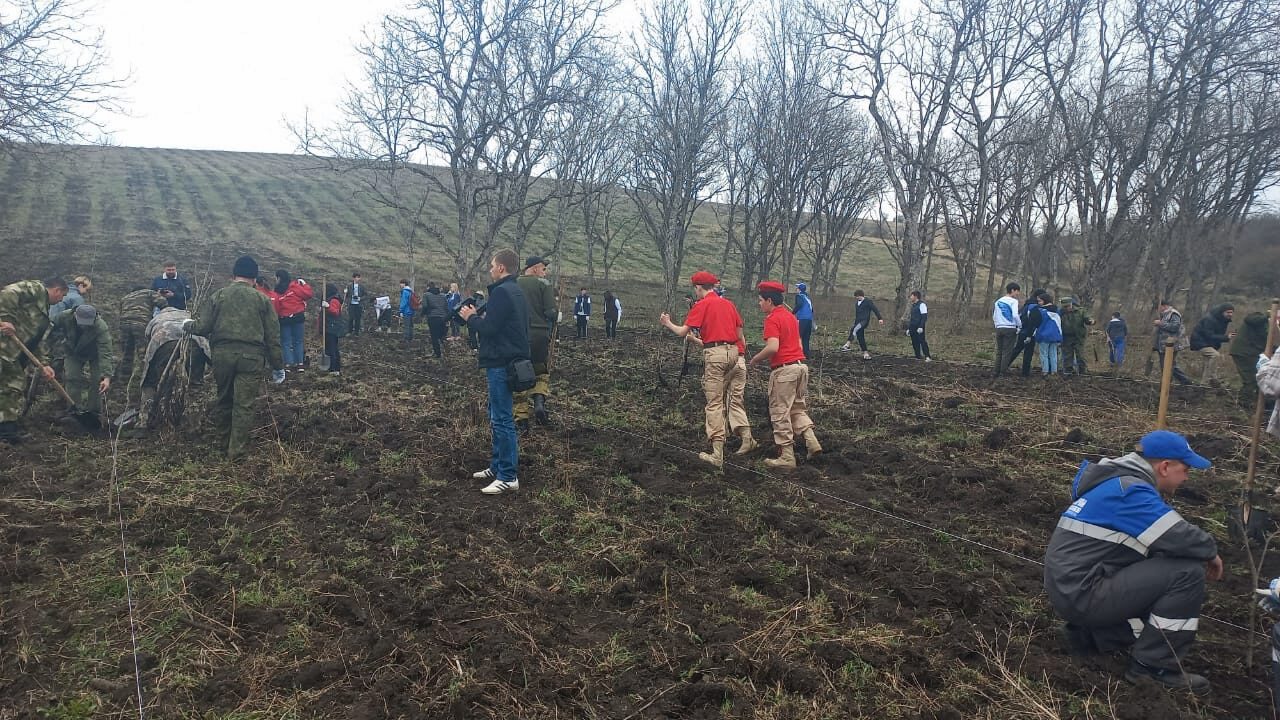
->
<box><xmin>423</xmin><ymin>283</ymin><xmax>450</xmax><ymax>359</ymax></box>
<box><xmin>840</xmin><ymin>290</ymin><xmax>883</xmax><ymax>359</ymax></box>
<box><xmin>1007</xmin><ymin>288</ymin><xmax>1046</xmax><ymax>376</ymax></box>
<box><xmin>1189</xmin><ymin>303</ymin><xmax>1234</xmax><ymax>385</ymax></box>
<box><xmin>459</xmin><ymin>249</ymin><xmax>530</xmax><ymax>494</ymax></box>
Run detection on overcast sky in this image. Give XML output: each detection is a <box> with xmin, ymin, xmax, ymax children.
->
<box><xmin>96</xmin><ymin>0</ymin><xmax>403</xmax><ymax>153</ymax></box>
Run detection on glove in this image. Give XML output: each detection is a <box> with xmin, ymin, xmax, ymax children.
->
<box><xmin>271</xmin><ymin>369</ymin><xmax>286</xmax><ymax>384</ymax></box>
<box><xmin>181</xmin><ymin>319</ymin><xmax>194</xmax><ymax>334</ymax></box>
<box><xmin>1023</xmin><ymin>336</ymin><xmax>1033</xmax><ymax>345</ymax></box>
<box><xmin>297</xmin><ymin>278</ymin><xmax>307</xmax><ymax>285</ymax></box>
<box><xmin>915</xmin><ymin>328</ymin><xmax>923</xmax><ymax>334</ymax></box>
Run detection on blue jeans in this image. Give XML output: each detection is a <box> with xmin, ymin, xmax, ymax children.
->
<box><xmin>1038</xmin><ymin>342</ymin><xmax>1059</xmax><ymax>374</ymax></box>
<box><xmin>280</xmin><ymin>319</ymin><xmax>304</xmax><ymax>366</ymax></box>
<box><xmin>486</xmin><ymin>367</ymin><xmax>519</xmax><ymax>480</ymax></box>
<box><xmin>1109</xmin><ymin>338</ymin><xmax>1126</xmax><ymax>364</ymax></box>
<box><xmin>403</xmin><ymin>314</ymin><xmax>414</xmax><ymax>341</ymax></box>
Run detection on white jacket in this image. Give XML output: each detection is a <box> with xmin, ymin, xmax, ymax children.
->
<box><xmin>993</xmin><ymin>295</ymin><xmax>1021</xmax><ymax>330</ymax></box>
<box><xmin>1257</xmin><ymin>354</ymin><xmax>1280</xmax><ymax>438</ymax></box>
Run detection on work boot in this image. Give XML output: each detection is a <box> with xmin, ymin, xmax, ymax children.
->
<box><xmin>698</xmin><ymin>441</ymin><xmax>725</xmax><ymax>468</ymax></box>
<box><xmin>802</xmin><ymin>428</ymin><xmax>823</xmax><ymax>456</ymax></box>
<box><xmin>0</xmin><ymin>421</ymin><xmax>24</xmax><ymax>444</ymax></box>
<box><xmin>734</xmin><ymin>428</ymin><xmax>757</xmax><ymax>455</ymax></box>
<box><xmin>1124</xmin><ymin>660</ymin><xmax>1210</xmax><ymax>695</ymax></box>
<box><xmin>533</xmin><ymin>394</ymin><xmax>548</xmax><ymax>424</ymax></box>
<box><xmin>764</xmin><ymin>444</ymin><xmax>797</xmax><ymax>470</ymax></box>
<box><xmin>516</xmin><ymin>419</ymin><xmax>531</xmax><ymax>437</ymax></box>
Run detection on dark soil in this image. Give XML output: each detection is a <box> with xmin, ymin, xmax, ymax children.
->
<box><xmin>2</xmin><ymin>304</ymin><xmax>1278</xmax><ymax>719</ymax></box>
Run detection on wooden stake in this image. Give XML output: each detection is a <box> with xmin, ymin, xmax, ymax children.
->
<box><xmin>1156</xmin><ymin>338</ymin><xmax>1176</xmax><ymax>429</ymax></box>
<box><xmin>1244</xmin><ymin>298</ymin><xmax>1280</xmax><ymax>497</ymax></box>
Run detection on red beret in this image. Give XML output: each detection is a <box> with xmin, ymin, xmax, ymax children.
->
<box><xmin>690</xmin><ymin>271</ymin><xmax>719</xmax><ymax>285</ymax></box>
<box><xmin>757</xmin><ymin>281</ymin><xmax>785</xmax><ymax>294</ymax></box>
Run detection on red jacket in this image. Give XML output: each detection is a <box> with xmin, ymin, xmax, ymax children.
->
<box><xmin>274</xmin><ymin>279</ymin><xmax>314</xmax><ymax>318</ymax></box>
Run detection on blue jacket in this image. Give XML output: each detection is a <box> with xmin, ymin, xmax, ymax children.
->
<box><xmin>152</xmin><ymin>273</ymin><xmax>193</xmax><ymax>310</ymax></box>
<box><xmin>1034</xmin><ymin>304</ymin><xmax>1063</xmax><ymax>343</ymax></box>
<box><xmin>468</xmin><ymin>274</ymin><xmax>529</xmax><ymax>369</ymax></box>
<box><xmin>793</xmin><ymin>292</ymin><xmax>813</xmax><ymax>321</ymax></box>
<box><xmin>47</xmin><ymin>285</ymin><xmax>85</xmax><ymax>320</ymax></box>
<box><xmin>399</xmin><ymin>287</ymin><xmax>414</xmax><ymax>317</ymax></box>
<box><xmin>1044</xmin><ymin>453</ymin><xmax>1216</xmax><ymax>610</ymax></box>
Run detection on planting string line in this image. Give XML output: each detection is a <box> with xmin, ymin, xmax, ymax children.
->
<box><xmin>354</xmin><ymin>355</ymin><xmax>1266</xmax><ymax>640</ymax></box>
<box><xmin>107</xmin><ymin>419</ymin><xmax>147</xmax><ymax>720</ymax></box>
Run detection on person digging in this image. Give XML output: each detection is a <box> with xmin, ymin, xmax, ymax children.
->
<box><xmin>0</xmin><ymin>278</ymin><xmax>67</xmax><ymax>443</ymax></box>
<box><xmin>50</xmin><ymin>304</ymin><xmax>114</xmax><ymax>433</ymax></box>
<box><xmin>1043</xmin><ymin>430</ymin><xmax>1221</xmax><ymax>694</ymax></box>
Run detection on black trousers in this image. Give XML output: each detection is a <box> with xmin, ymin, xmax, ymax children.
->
<box><xmin>910</xmin><ymin>329</ymin><xmax>931</xmax><ymax>359</ymax></box>
<box><xmin>348</xmin><ymin>304</ymin><xmax>363</xmax><ymax>335</ymax></box>
<box><xmin>576</xmin><ymin>316</ymin><xmax>588</xmax><ymax>338</ymax></box>
<box><xmin>847</xmin><ymin>323</ymin><xmax>867</xmax><ymax>351</ymax></box>
<box><xmin>799</xmin><ymin>319</ymin><xmax>812</xmax><ymax>357</ymax></box>
<box><xmin>324</xmin><ymin>333</ymin><xmax>341</xmax><ymax>373</ymax></box>
<box><xmin>1007</xmin><ymin>332</ymin><xmax>1036</xmax><ymax>375</ymax></box>
<box><xmin>994</xmin><ymin>328</ymin><xmax>1018</xmax><ymax>375</ymax></box>
<box><xmin>427</xmin><ymin>317</ymin><xmax>446</xmax><ymax>357</ymax></box>
<box><xmin>605</xmin><ymin>316</ymin><xmax>618</xmax><ymax>338</ymax></box>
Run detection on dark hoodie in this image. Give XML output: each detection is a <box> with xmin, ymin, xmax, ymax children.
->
<box><xmin>1229</xmin><ymin>311</ymin><xmax>1270</xmax><ymax>359</ymax></box>
<box><xmin>1043</xmin><ymin>453</ymin><xmax>1216</xmax><ymax>613</ymax></box>
<box><xmin>1190</xmin><ymin>303</ymin><xmax>1234</xmax><ymax>350</ymax></box>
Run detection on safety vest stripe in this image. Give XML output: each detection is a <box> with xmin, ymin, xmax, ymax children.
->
<box><xmin>1057</xmin><ymin>517</ymin><xmax>1148</xmax><ymax>556</ymax></box>
<box><xmin>1148</xmin><ymin>614</ymin><xmax>1198</xmax><ymax>632</ymax></box>
<box><xmin>1135</xmin><ymin>510</ymin><xmax>1182</xmax><ymax>548</ymax></box>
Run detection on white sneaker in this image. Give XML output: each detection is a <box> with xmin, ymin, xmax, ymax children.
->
<box><xmin>471</xmin><ymin>468</ymin><xmax>496</xmax><ymax>480</ymax></box>
<box><xmin>840</xmin><ymin>343</ymin><xmax>851</xmax><ymax>352</ymax></box>
<box><xmin>862</xmin><ymin>351</ymin><xmax>871</xmax><ymax>360</ymax></box>
<box><xmin>481</xmin><ymin>478</ymin><xmax>519</xmax><ymax>494</ymax></box>
<box><xmin>924</xmin><ymin>357</ymin><xmax>933</xmax><ymax>362</ymax></box>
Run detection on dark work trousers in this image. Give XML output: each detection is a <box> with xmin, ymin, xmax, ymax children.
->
<box><xmin>1062</xmin><ymin>337</ymin><xmax>1087</xmax><ymax>374</ymax></box>
<box><xmin>348</xmin><ymin>303</ymin><xmax>363</xmax><ymax>335</ymax></box>
<box><xmin>576</xmin><ymin>315</ymin><xmax>588</xmax><ymax>338</ymax></box>
<box><xmin>605</xmin><ymin>316</ymin><xmax>618</xmax><ymax>338</ymax></box>
<box><xmin>324</xmin><ymin>332</ymin><xmax>341</xmax><ymax>373</ymax></box>
<box><xmin>799</xmin><ymin>319</ymin><xmax>813</xmax><ymax>358</ymax></box>
<box><xmin>910</xmin><ymin>329</ymin><xmax>931</xmax><ymax>359</ymax></box>
<box><xmin>848</xmin><ymin>323</ymin><xmax>868</xmax><ymax>351</ymax></box>
<box><xmin>1272</xmin><ymin>623</ymin><xmax>1280</xmax><ymax>714</ymax></box>
<box><xmin>427</xmin><ymin>317</ymin><xmax>447</xmax><ymax>357</ymax></box>
<box><xmin>468</xmin><ymin>323</ymin><xmax>479</xmax><ymax>350</ymax></box>
<box><xmin>994</xmin><ymin>328</ymin><xmax>1019</xmax><ymax>375</ymax></box>
<box><xmin>1049</xmin><ymin>557</ymin><xmax>1206</xmax><ymax>671</ymax></box>
<box><xmin>1007</xmin><ymin>332</ymin><xmax>1035</xmax><ymax>375</ymax></box>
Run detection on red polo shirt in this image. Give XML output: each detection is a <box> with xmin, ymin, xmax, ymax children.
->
<box><xmin>764</xmin><ymin>305</ymin><xmax>805</xmax><ymax>368</ymax></box>
<box><xmin>684</xmin><ymin>293</ymin><xmax>741</xmax><ymax>345</ymax></box>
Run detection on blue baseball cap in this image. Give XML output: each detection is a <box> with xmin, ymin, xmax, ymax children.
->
<box><xmin>1137</xmin><ymin>430</ymin><xmax>1211</xmax><ymax>469</ymax></box>
<box><xmin>796</xmin><ymin>281</ymin><xmax>807</xmax><ymax>292</ymax></box>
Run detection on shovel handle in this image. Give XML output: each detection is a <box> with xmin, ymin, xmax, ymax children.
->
<box><xmin>7</xmin><ymin>334</ymin><xmax>77</xmax><ymax>407</ymax></box>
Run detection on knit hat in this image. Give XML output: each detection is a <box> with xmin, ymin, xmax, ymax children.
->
<box><xmin>232</xmin><ymin>255</ymin><xmax>258</xmax><ymax>279</ymax></box>
<box><xmin>690</xmin><ymin>271</ymin><xmax>718</xmax><ymax>286</ymax></box>
<box><xmin>73</xmin><ymin>304</ymin><xmax>97</xmax><ymax>326</ymax></box>
<box><xmin>757</xmin><ymin>281</ymin><xmax>785</xmax><ymax>294</ymax></box>
<box><xmin>525</xmin><ymin>255</ymin><xmax>547</xmax><ymax>270</ymax></box>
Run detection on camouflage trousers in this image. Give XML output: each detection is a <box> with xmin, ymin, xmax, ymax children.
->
<box><xmin>211</xmin><ymin>348</ymin><xmax>265</xmax><ymax>460</ymax></box>
<box><xmin>0</xmin><ymin>361</ymin><xmax>26</xmax><ymax>423</ymax></box>
<box><xmin>514</xmin><ymin>331</ymin><xmax>551</xmax><ymax>422</ymax></box>
<box><xmin>64</xmin><ymin>355</ymin><xmax>104</xmax><ymax>414</ymax></box>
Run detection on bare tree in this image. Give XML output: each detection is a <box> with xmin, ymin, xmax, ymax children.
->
<box><xmin>627</xmin><ymin>0</ymin><xmax>744</xmax><ymax>307</ymax></box>
<box><xmin>814</xmin><ymin>0</ymin><xmax>981</xmax><ymax>322</ymax></box>
<box><xmin>0</xmin><ymin>0</ymin><xmax>122</xmax><ymax>148</ymax></box>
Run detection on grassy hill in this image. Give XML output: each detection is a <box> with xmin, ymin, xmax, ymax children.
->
<box><xmin>0</xmin><ymin>145</ymin><xmax>955</xmax><ymax>304</ymax></box>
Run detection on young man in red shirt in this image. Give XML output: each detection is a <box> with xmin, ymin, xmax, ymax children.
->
<box><xmin>660</xmin><ymin>271</ymin><xmax>751</xmax><ymax>468</ymax></box>
<box><xmin>749</xmin><ymin>281</ymin><xmax>821</xmax><ymax>469</ymax></box>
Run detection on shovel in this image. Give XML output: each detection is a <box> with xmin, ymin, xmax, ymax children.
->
<box><xmin>8</xmin><ymin>335</ymin><xmax>79</xmax><ymax>411</ymax></box>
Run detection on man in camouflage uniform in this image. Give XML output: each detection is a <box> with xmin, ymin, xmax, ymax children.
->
<box><xmin>0</xmin><ymin>278</ymin><xmax>68</xmax><ymax>443</ymax></box>
<box><xmin>186</xmin><ymin>255</ymin><xmax>283</xmax><ymax>460</ymax></box>
<box><xmin>51</xmin><ymin>304</ymin><xmax>114</xmax><ymax>428</ymax></box>
<box><xmin>117</xmin><ymin>287</ymin><xmax>168</xmax><ymax>393</ymax></box>
<box><xmin>515</xmin><ymin>256</ymin><xmax>557</xmax><ymax>433</ymax></box>
<box><xmin>133</xmin><ymin>307</ymin><xmax>210</xmax><ymax>433</ymax></box>
<box><xmin>1059</xmin><ymin>298</ymin><xmax>1096</xmax><ymax>375</ymax></box>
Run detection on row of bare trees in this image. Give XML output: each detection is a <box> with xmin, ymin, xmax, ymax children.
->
<box><xmin>304</xmin><ymin>0</ymin><xmax>1280</xmax><ymax>320</ymax></box>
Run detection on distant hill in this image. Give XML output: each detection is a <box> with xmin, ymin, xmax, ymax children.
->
<box><xmin>0</xmin><ymin>145</ymin><xmax>955</xmax><ymax>300</ymax></box>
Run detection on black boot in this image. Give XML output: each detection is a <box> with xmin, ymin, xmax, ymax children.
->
<box><xmin>533</xmin><ymin>394</ymin><xmax>548</xmax><ymax>424</ymax></box>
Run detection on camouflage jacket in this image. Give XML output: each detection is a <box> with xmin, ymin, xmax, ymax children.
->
<box><xmin>0</xmin><ymin>280</ymin><xmax>51</xmax><ymax>364</ymax></box>
<box><xmin>189</xmin><ymin>280</ymin><xmax>283</xmax><ymax>370</ymax></box>
<box><xmin>119</xmin><ymin>289</ymin><xmax>168</xmax><ymax>327</ymax></box>
<box><xmin>517</xmin><ymin>275</ymin><xmax>557</xmax><ymax>333</ymax></box>
<box><xmin>144</xmin><ymin>308</ymin><xmax>210</xmax><ymax>365</ymax></box>
<box><xmin>1060</xmin><ymin>309</ymin><xmax>1094</xmax><ymax>341</ymax></box>
<box><xmin>51</xmin><ymin>311</ymin><xmax>114</xmax><ymax>375</ymax></box>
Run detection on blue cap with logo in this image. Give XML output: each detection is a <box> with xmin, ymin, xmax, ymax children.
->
<box><xmin>1137</xmin><ymin>430</ymin><xmax>1211</xmax><ymax>470</ymax></box>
